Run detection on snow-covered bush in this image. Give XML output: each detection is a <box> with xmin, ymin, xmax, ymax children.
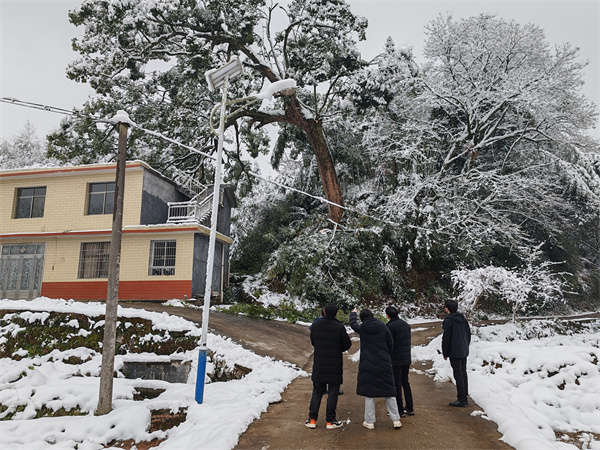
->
<box><xmin>451</xmin><ymin>259</ymin><xmax>566</xmax><ymax>320</ymax></box>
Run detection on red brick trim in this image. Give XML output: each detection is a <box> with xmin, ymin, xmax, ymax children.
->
<box><xmin>41</xmin><ymin>280</ymin><xmax>192</xmax><ymax>301</ymax></box>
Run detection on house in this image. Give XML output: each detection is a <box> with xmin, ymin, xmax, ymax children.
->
<box><xmin>0</xmin><ymin>161</ymin><xmax>236</xmax><ymax>301</ymax></box>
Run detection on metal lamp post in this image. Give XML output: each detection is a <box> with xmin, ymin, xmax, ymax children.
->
<box><xmin>196</xmin><ymin>56</ymin><xmax>244</xmax><ymax>404</ymax></box>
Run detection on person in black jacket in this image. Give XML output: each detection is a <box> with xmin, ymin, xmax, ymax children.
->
<box><xmin>310</xmin><ymin>307</ymin><xmax>344</xmax><ymax>395</ymax></box>
<box><xmin>385</xmin><ymin>306</ymin><xmax>414</xmax><ymax>417</ymax></box>
<box><xmin>305</xmin><ymin>303</ymin><xmax>352</xmax><ymax>429</ymax></box>
<box><xmin>350</xmin><ymin>307</ymin><xmax>402</xmax><ymax>430</ymax></box>
<box><xmin>442</xmin><ymin>299</ymin><xmax>471</xmax><ymax>407</ymax></box>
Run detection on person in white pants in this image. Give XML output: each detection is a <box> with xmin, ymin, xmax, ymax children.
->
<box><xmin>349</xmin><ymin>307</ymin><xmax>402</xmax><ymax>430</ymax></box>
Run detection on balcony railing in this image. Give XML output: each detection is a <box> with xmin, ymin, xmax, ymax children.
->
<box><xmin>167</xmin><ymin>188</ymin><xmax>222</xmax><ymax>226</ymax></box>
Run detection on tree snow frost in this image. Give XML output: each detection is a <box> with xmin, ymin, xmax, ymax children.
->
<box><xmin>48</xmin><ymin>0</ymin><xmax>369</xmax><ymax>223</ymax></box>
<box><xmin>451</xmin><ymin>252</ymin><xmax>566</xmax><ymax>320</ymax></box>
<box><xmin>0</xmin><ymin>121</ymin><xmax>59</xmax><ymax>170</ymax></box>
<box><xmin>356</xmin><ymin>14</ymin><xmax>599</xmax><ymax>304</ymax></box>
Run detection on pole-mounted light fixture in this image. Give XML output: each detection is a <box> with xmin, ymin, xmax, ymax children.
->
<box><xmin>195</xmin><ymin>57</ymin><xmax>244</xmax><ymax>405</ymax></box>
<box><xmin>205</xmin><ymin>56</ymin><xmax>244</xmax><ymax>92</ymax></box>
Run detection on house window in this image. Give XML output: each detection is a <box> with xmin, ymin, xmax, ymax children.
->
<box><xmin>87</xmin><ymin>182</ymin><xmax>115</xmax><ymax>215</ymax></box>
<box><xmin>149</xmin><ymin>240</ymin><xmax>176</xmax><ymax>276</ymax></box>
<box><xmin>78</xmin><ymin>242</ymin><xmax>110</xmax><ymax>278</ymax></box>
<box><xmin>15</xmin><ymin>187</ymin><xmax>46</xmax><ymax>218</ymax></box>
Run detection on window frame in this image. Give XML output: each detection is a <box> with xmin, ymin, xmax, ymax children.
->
<box><xmin>87</xmin><ymin>182</ymin><xmax>115</xmax><ymax>215</ymax></box>
<box><xmin>14</xmin><ymin>186</ymin><xmax>47</xmax><ymax>219</ymax></box>
<box><xmin>148</xmin><ymin>240</ymin><xmax>177</xmax><ymax>276</ymax></box>
<box><xmin>77</xmin><ymin>241</ymin><xmax>111</xmax><ymax>279</ymax></box>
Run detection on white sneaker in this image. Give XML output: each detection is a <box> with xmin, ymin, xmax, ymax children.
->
<box><xmin>393</xmin><ymin>420</ymin><xmax>402</xmax><ymax>429</ymax></box>
<box><xmin>362</xmin><ymin>421</ymin><xmax>375</xmax><ymax>430</ymax></box>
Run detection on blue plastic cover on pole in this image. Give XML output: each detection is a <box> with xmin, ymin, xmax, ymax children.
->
<box><xmin>195</xmin><ymin>347</ymin><xmax>207</xmax><ymax>403</ymax></box>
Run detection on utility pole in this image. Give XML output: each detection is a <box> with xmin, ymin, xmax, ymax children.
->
<box><xmin>97</xmin><ymin>117</ymin><xmax>129</xmax><ymax>415</ymax></box>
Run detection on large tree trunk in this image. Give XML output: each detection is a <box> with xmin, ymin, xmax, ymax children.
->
<box><xmin>243</xmin><ymin>61</ymin><xmax>345</xmax><ymax>223</ymax></box>
<box><xmin>303</xmin><ymin>119</ymin><xmax>344</xmax><ymax>223</ymax></box>
<box><xmin>280</xmin><ymin>95</ymin><xmax>344</xmax><ymax>223</ymax></box>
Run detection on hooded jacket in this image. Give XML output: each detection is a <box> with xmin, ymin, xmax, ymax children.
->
<box><xmin>442</xmin><ymin>312</ymin><xmax>471</xmax><ymax>359</ymax></box>
<box><xmin>310</xmin><ymin>315</ymin><xmax>352</xmax><ymax>384</ymax></box>
<box><xmin>349</xmin><ymin>312</ymin><xmax>396</xmax><ymax>398</ymax></box>
<box><xmin>386</xmin><ymin>316</ymin><xmax>412</xmax><ymax>367</ymax></box>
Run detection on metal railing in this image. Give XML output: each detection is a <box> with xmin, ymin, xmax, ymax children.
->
<box><xmin>167</xmin><ymin>188</ymin><xmax>223</xmax><ymax>226</ymax></box>
<box><xmin>167</xmin><ymin>196</ymin><xmax>211</xmax><ymax>224</ymax></box>
<box><xmin>171</xmin><ymin>170</ymin><xmax>207</xmax><ymax>199</ymax></box>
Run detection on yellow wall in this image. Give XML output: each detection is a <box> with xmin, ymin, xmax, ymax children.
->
<box><xmin>119</xmin><ymin>232</ymin><xmax>194</xmax><ymax>281</ymax></box>
<box><xmin>0</xmin><ymin>231</ymin><xmax>195</xmax><ymax>283</ymax></box>
<box><xmin>0</xmin><ymin>164</ymin><xmax>145</xmax><ymax>234</ymax></box>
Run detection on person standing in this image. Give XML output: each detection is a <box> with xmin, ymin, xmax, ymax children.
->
<box><xmin>385</xmin><ymin>306</ymin><xmax>414</xmax><ymax>417</ymax></box>
<box><xmin>309</xmin><ymin>307</ymin><xmax>344</xmax><ymax>395</ymax></box>
<box><xmin>350</xmin><ymin>307</ymin><xmax>402</xmax><ymax>430</ymax></box>
<box><xmin>442</xmin><ymin>299</ymin><xmax>471</xmax><ymax>407</ymax></box>
<box><xmin>305</xmin><ymin>303</ymin><xmax>352</xmax><ymax>429</ymax></box>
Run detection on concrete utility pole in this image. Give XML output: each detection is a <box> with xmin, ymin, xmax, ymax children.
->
<box><xmin>97</xmin><ymin>118</ymin><xmax>129</xmax><ymax>415</ymax></box>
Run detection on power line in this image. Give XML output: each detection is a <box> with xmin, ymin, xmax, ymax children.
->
<box><xmin>134</xmin><ymin>124</ymin><xmax>216</xmax><ymax>162</ymax></box>
<box><xmin>1</xmin><ymin>96</ymin><xmax>406</xmax><ymax>229</ymax></box>
<box><xmin>133</xmin><ymin>123</ymin><xmax>409</xmax><ymax>229</ymax></box>
<box><xmin>1</xmin><ymin>97</ymin><xmax>75</xmax><ymax>116</ymax></box>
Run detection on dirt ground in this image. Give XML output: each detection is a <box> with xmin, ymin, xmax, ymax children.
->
<box><xmin>126</xmin><ymin>302</ymin><xmax>512</xmax><ymax>449</ymax></box>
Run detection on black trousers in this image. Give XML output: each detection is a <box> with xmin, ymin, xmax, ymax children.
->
<box><xmin>308</xmin><ymin>381</ymin><xmax>340</xmax><ymax>423</ymax></box>
<box><xmin>392</xmin><ymin>364</ymin><xmax>414</xmax><ymax>411</ymax></box>
<box><xmin>450</xmin><ymin>357</ymin><xmax>468</xmax><ymax>403</ymax></box>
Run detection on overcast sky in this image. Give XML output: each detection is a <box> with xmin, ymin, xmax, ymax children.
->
<box><xmin>1</xmin><ymin>0</ymin><xmax>598</xmax><ymax>140</ymax></box>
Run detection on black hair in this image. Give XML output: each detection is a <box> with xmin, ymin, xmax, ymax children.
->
<box><xmin>359</xmin><ymin>309</ymin><xmax>373</xmax><ymax>321</ymax></box>
<box><xmin>324</xmin><ymin>303</ymin><xmax>338</xmax><ymax>318</ymax></box>
<box><xmin>385</xmin><ymin>306</ymin><xmax>399</xmax><ymax>318</ymax></box>
<box><xmin>445</xmin><ymin>299</ymin><xmax>458</xmax><ymax>313</ymax></box>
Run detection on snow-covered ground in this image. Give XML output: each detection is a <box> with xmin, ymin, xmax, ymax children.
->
<box><xmin>1</xmin><ymin>297</ymin><xmax>599</xmax><ymax>449</ymax></box>
<box><xmin>413</xmin><ymin>318</ymin><xmax>600</xmax><ymax>450</ymax></box>
<box><xmin>0</xmin><ymin>298</ymin><xmax>302</xmax><ymax>450</ymax></box>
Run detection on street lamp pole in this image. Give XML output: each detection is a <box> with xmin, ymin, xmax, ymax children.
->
<box><xmin>196</xmin><ymin>57</ymin><xmax>243</xmax><ymax>404</ymax></box>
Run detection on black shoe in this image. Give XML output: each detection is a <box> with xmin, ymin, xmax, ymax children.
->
<box><xmin>400</xmin><ymin>410</ymin><xmax>407</xmax><ymax>418</ymax></box>
<box><xmin>449</xmin><ymin>400</ymin><xmax>468</xmax><ymax>407</ymax></box>
<box><xmin>406</xmin><ymin>409</ymin><xmax>415</xmax><ymax>416</ymax></box>
<box><xmin>338</xmin><ymin>389</ymin><xmax>344</xmax><ymax>395</ymax></box>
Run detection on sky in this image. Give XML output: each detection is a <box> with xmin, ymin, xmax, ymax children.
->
<box><xmin>1</xmin><ymin>297</ymin><xmax>599</xmax><ymax>449</ymax></box>
<box><xmin>0</xmin><ymin>0</ymin><xmax>599</xmax><ymax>140</ymax></box>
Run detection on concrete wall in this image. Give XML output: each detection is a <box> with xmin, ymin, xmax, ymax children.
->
<box><xmin>217</xmin><ymin>186</ymin><xmax>234</xmax><ymax>236</ymax></box>
<box><xmin>192</xmin><ymin>234</ymin><xmax>225</xmax><ymax>298</ymax></box>
<box><xmin>140</xmin><ymin>170</ymin><xmax>189</xmax><ymax>225</ymax></box>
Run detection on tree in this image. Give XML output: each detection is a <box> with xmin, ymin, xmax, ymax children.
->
<box><xmin>358</xmin><ymin>15</ymin><xmax>599</xmax><ymax>299</ymax></box>
<box><xmin>229</xmin><ymin>14</ymin><xmax>599</xmax><ymax>311</ymax></box>
<box><xmin>48</xmin><ymin>0</ymin><xmax>369</xmax><ymax>223</ymax></box>
<box><xmin>0</xmin><ymin>121</ymin><xmax>58</xmax><ymax>169</ymax></box>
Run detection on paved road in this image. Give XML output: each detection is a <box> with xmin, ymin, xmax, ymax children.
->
<box><xmin>125</xmin><ymin>302</ymin><xmax>511</xmax><ymax>449</ymax></box>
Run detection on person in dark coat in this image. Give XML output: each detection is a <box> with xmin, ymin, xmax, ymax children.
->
<box><xmin>350</xmin><ymin>307</ymin><xmax>402</xmax><ymax>430</ymax></box>
<box><xmin>385</xmin><ymin>306</ymin><xmax>414</xmax><ymax>416</ymax></box>
<box><xmin>306</xmin><ymin>303</ymin><xmax>352</xmax><ymax>429</ymax></box>
<box><xmin>442</xmin><ymin>299</ymin><xmax>471</xmax><ymax>407</ymax></box>
<box><xmin>310</xmin><ymin>307</ymin><xmax>344</xmax><ymax>395</ymax></box>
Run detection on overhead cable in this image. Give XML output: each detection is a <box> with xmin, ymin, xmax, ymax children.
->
<box><xmin>1</xmin><ymin>97</ymin><xmax>75</xmax><ymax>116</ymax></box>
<box><xmin>1</xmin><ymin>96</ymin><xmax>410</xmax><ymax>229</ymax></box>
